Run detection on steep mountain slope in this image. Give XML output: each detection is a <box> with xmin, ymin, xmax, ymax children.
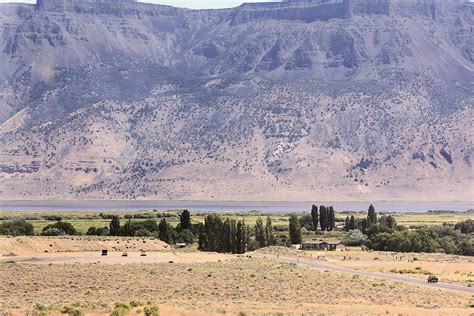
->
<box><xmin>0</xmin><ymin>0</ymin><xmax>472</xmax><ymax>201</ymax></box>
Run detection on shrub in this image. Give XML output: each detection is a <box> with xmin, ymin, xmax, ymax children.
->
<box><xmin>454</xmin><ymin>219</ymin><xmax>474</xmax><ymax>234</ymax></box>
<box><xmin>42</xmin><ymin>222</ymin><xmax>78</xmax><ymax>236</ymax></box>
<box><xmin>175</xmin><ymin>229</ymin><xmax>195</xmax><ymax>244</ymax></box>
<box><xmin>366</xmin><ymin>226</ymin><xmax>473</xmax><ymax>255</ymax></box>
<box><xmin>134</xmin><ymin>228</ymin><xmax>152</xmax><ymax>237</ymax></box>
<box><xmin>60</xmin><ymin>303</ymin><xmax>84</xmax><ymax>316</ymax></box>
<box><xmin>143</xmin><ymin>305</ymin><xmax>159</xmax><ymax>316</ymax></box>
<box><xmin>110</xmin><ymin>302</ymin><xmax>130</xmax><ymax>316</ymax></box>
<box><xmin>42</xmin><ymin>228</ymin><xmax>66</xmax><ymax>236</ymax></box>
<box><xmin>0</xmin><ymin>219</ymin><xmax>34</xmax><ymax>236</ymax></box>
<box><xmin>86</xmin><ymin>226</ymin><xmax>109</xmax><ymax>236</ymax></box>
<box><xmin>343</xmin><ymin>229</ymin><xmax>367</xmax><ymax>246</ymax></box>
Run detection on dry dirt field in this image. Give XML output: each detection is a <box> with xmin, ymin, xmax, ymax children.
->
<box><xmin>256</xmin><ymin>247</ymin><xmax>474</xmax><ymax>287</ymax></box>
<box><xmin>0</xmin><ymin>236</ymin><xmax>169</xmax><ymax>254</ymax></box>
<box><xmin>1</xmin><ymin>239</ymin><xmax>473</xmax><ymax>316</ymax></box>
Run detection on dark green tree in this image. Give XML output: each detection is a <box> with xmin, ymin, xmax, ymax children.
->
<box><xmin>42</xmin><ymin>221</ymin><xmax>78</xmax><ymax>235</ymax></box>
<box><xmin>319</xmin><ymin>206</ymin><xmax>328</xmax><ymax>231</ymax></box>
<box><xmin>198</xmin><ymin>225</ymin><xmax>208</xmax><ymax>251</ymax></box>
<box><xmin>350</xmin><ymin>215</ymin><xmax>356</xmax><ymax>230</ymax></box>
<box><xmin>0</xmin><ymin>219</ymin><xmax>34</xmax><ymax>236</ymax></box>
<box><xmin>122</xmin><ymin>220</ymin><xmax>134</xmax><ymax>236</ymax></box>
<box><xmin>109</xmin><ymin>215</ymin><xmax>121</xmax><ymax>236</ymax></box>
<box><xmin>454</xmin><ymin>219</ymin><xmax>474</xmax><ymax>234</ymax></box>
<box><xmin>311</xmin><ymin>205</ymin><xmax>319</xmax><ymax>231</ymax></box>
<box><xmin>265</xmin><ymin>216</ymin><xmax>274</xmax><ymax>246</ymax></box>
<box><xmin>236</xmin><ymin>220</ymin><xmax>248</xmax><ymax>254</ymax></box>
<box><xmin>367</xmin><ymin>204</ymin><xmax>377</xmax><ymax>226</ymax></box>
<box><xmin>198</xmin><ymin>214</ymin><xmax>223</xmax><ymax>252</ymax></box>
<box><xmin>158</xmin><ymin>218</ymin><xmax>173</xmax><ymax>244</ymax></box>
<box><xmin>299</xmin><ymin>214</ymin><xmax>313</xmax><ymax>230</ymax></box>
<box><xmin>386</xmin><ymin>216</ymin><xmax>397</xmax><ymax>230</ymax></box>
<box><xmin>255</xmin><ymin>217</ymin><xmax>266</xmax><ymax>248</ymax></box>
<box><xmin>230</xmin><ymin>219</ymin><xmax>238</xmax><ymax>253</ymax></box>
<box><xmin>344</xmin><ymin>216</ymin><xmax>351</xmax><ymax>231</ymax></box>
<box><xmin>328</xmin><ymin>206</ymin><xmax>336</xmax><ymax>231</ymax></box>
<box><xmin>289</xmin><ymin>213</ymin><xmax>302</xmax><ymax>244</ymax></box>
<box><xmin>221</xmin><ymin>218</ymin><xmax>232</xmax><ymax>253</ymax></box>
<box><xmin>140</xmin><ymin>219</ymin><xmax>159</xmax><ymax>233</ymax></box>
<box><xmin>86</xmin><ymin>226</ymin><xmax>108</xmax><ymax>236</ymax></box>
<box><xmin>180</xmin><ymin>209</ymin><xmax>192</xmax><ymax>230</ymax></box>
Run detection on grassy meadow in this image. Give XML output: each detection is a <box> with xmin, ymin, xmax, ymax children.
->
<box><xmin>0</xmin><ymin>208</ymin><xmax>471</xmax><ymax>237</ymax></box>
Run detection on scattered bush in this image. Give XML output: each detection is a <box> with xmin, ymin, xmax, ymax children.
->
<box><xmin>343</xmin><ymin>229</ymin><xmax>367</xmax><ymax>246</ymax></box>
<box><xmin>143</xmin><ymin>305</ymin><xmax>159</xmax><ymax>316</ymax></box>
<box><xmin>0</xmin><ymin>219</ymin><xmax>34</xmax><ymax>236</ymax></box>
<box><xmin>42</xmin><ymin>221</ymin><xmax>78</xmax><ymax>236</ymax></box>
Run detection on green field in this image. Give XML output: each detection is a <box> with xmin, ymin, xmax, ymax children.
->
<box><xmin>1</xmin><ymin>208</ymin><xmax>471</xmax><ymax>236</ymax></box>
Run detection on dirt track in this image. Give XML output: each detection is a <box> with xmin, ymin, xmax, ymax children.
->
<box><xmin>252</xmin><ymin>253</ymin><xmax>474</xmax><ymax>295</ymax></box>
<box><xmin>0</xmin><ymin>251</ymin><xmax>232</xmax><ymax>264</ymax></box>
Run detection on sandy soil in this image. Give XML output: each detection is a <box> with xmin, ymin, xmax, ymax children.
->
<box><xmin>0</xmin><ymin>236</ymin><xmax>168</xmax><ymax>255</ymax></box>
<box><xmin>1</xmin><ymin>255</ymin><xmax>472</xmax><ymax>315</ymax></box>
<box><xmin>0</xmin><ymin>251</ymin><xmax>233</xmax><ymax>264</ymax></box>
<box><xmin>1</xmin><ymin>240</ymin><xmax>473</xmax><ymax>315</ymax></box>
<box><xmin>258</xmin><ymin>247</ymin><xmax>474</xmax><ymax>287</ymax></box>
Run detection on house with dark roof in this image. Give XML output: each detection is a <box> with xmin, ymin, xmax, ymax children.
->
<box><xmin>301</xmin><ymin>241</ymin><xmax>345</xmax><ymax>251</ymax></box>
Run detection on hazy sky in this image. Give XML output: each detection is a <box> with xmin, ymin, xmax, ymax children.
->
<box><xmin>0</xmin><ymin>0</ymin><xmax>279</xmax><ymax>9</ymax></box>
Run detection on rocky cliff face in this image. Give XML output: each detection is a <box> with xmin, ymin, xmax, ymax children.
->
<box><xmin>0</xmin><ymin>0</ymin><xmax>472</xmax><ymax>201</ymax></box>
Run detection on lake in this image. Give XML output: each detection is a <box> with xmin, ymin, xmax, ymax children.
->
<box><xmin>0</xmin><ymin>200</ymin><xmax>472</xmax><ymax>213</ymax></box>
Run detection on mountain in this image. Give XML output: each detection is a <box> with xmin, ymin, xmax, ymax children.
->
<box><xmin>0</xmin><ymin>0</ymin><xmax>472</xmax><ymax>201</ymax></box>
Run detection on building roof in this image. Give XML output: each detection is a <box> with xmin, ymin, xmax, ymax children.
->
<box><xmin>302</xmin><ymin>241</ymin><xmax>344</xmax><ymax>245</ymax></box>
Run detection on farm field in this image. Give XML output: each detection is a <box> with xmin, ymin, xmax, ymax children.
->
<box><xmin>1</xmin><ymin>209</ymin><xmax>472</xmax><ymax>234</ymax></box>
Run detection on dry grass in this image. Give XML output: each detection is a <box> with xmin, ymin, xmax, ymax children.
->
<box><xmin>256</xmin><ymin>247</ymin><xmax>474</xmax><ymax>287</ymax></box>
<box><xmin>0</xmin><ymin>236</ymin><xmax>168</xmax><ymax>254</ymax></box>
<box><xmin>0</xmin><ymin>256</ymin><xmax>472</xmax><ymax>315</ymax></box>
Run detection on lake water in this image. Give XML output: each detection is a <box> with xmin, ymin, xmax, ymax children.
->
<box><xmin>0</xmin><ymin>200</ymin><xmax>472</xmax><ymax>213</ymax></box>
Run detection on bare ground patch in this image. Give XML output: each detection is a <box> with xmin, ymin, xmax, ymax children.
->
<box><xmin>0</xmin><ymin>256</ymin><xmax>472</xmax><ymax>315</ymax></box>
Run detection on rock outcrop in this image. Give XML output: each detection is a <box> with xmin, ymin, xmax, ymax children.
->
<box><xmin>0</xmin><ymin>0</ymin><xmax>472</xmax><ymax>201</ymax></box>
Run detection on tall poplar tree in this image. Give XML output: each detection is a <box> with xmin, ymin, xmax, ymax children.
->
<box><xmin>158</xmin><ymin>218</ymin><xmax>172</xmax><ymax>244</ymax></box>
<box><xmin>109</xmin><ymin>215</ymin><xmax>121</xmax><ymax>236</ymax></box>
<box><xmin>367</xmin><ymin>204</ymin><xmax>377</xmax><ymax>226</ymax></box>
<box><xmin>265</xmin><ymin>216</ymin><xmax>274</xmax><ymax>246</ymax></box>
<box><xmin>344</xmin><ymin>216</ymin><xmax>351</xmax><ymax>231</ymax></box>
<box><xmin>289</xmin><ymin>213</ymin><xmax>302</xmax><ymax>244</ymax></box>
<box><xmin>180</xmin><ymin>209</ymin><xmax>192</xmax><ymax>230</ymax></box>
<box><xmin>328</xmin><ymin>206</ymin><xmax>336</xmax><ymax>231</ymax></box>
<box><xmin>319</xmin><ymin>206</ymin><xmax>328</xmax><ymax>231</ymax></box>
<box><xmin>255</xmin><ymin>217</ymin><xmax>266</xmax><ymax>248</ymax></box>
<box><xmin>350</xmin><ymin>215</ymin><xmax>356</xmax><ymax>230</ymax></box>
<box><xmin>311</xmin><ymin>204</ymin><xmax>319</xmax><ymax>231</ymax></box>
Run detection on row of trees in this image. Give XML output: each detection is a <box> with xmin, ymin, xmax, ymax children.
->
<box><xmin>198</xmin><ymin>215</ymin><xmax>280</xmax><ymax>253</ymax></box>
<box><xmin>367</xmin><ymin>226</ymin><xmax>473</xmax><ymax>256</ymax></box>
<box><xmin>104</xmin><ymin>210</ymin><xmax>196</xmax><ymax>244</ymax></box>
<box><xmin>309</xmin><ymin>205</ymin><xmax>336</xmax><ymax>231</ymax></box>
<box><xmin>357</xmin><ymin>205</ymin><xmax>473</xmax><ymax>256</ymax></box>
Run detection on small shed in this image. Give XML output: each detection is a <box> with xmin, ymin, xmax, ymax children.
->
<box><xmin>326</xmin><ymin>242</ymin><xmax>346</xmax><ymax>251</ymax></box>
<box><xmin>301</xmin><ymin>241</ymin><xmax>345</xmax><ymax>251</ymax></box>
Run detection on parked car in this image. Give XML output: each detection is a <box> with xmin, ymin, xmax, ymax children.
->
<box><xmin>122</xmin><ymin>252</ymin><xmax>128</xmax><ymax>257</ymax></box>
<box><xmin>427</xmin><ymin>275</ymin><xmax>438</xmax><ymax>283</ymax></box>
<box><xmin>140</xmin><ymin>250</ymin><xmax>146</xmax><ymax>256</ymax></box>
<box><xmin>101</xmin><ymin>250</ymin><xmax>108</xmax><ymax>256</ymax></box>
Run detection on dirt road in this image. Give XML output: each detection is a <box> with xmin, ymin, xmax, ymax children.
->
<box><xmin>252</xmin><ymin>253</ymin><xmax>474</xmax><ymax>295</ymax></box>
